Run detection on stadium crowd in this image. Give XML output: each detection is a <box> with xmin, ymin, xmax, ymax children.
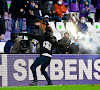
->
<box><xmin>0</xmin><ymin>0</ymin><xmax>100</xmax><ymax>54</ymax></box>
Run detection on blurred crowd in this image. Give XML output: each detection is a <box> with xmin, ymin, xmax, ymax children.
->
<box><xmin>0</xmin><ymin>0</ymin><xmax>100</xmax><ymax>54</ymax></box>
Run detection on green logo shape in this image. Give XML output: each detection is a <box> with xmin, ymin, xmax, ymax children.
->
<box><xmin>26</xmin><ymin>36</ymin><xmax>28</xmax><ymax>39</ymax></box>
<box><xmin>88</xmin><ymin>16</ymin><xmax>91</xmax><ymax>18</ymax></box>
<box><xmin>59</xmin><ymin>25</ymin><xmax>62</xmax><ymax>29</ymax></box>
<box><xmin>8</xmin><ymin>4</ymin><xmax>11</xmax><ymax>8</ymax></box>
<box><xmin>96</xmin><ymin>25</ymin><xmax>98</xmax><ymax>29</ymax></box>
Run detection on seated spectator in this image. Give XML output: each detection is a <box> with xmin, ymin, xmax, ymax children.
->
<box><xmin>32</xmin><ymin>0</ymin><xmax>43</xmax><ymax>10</ymax></box>
<box><xmin>30</xmin><ymin>0</ymin><xmax>43</xmax><ymax>19</ymax></box>
<box><xmin>55</xmin><ymin>0</ymin><xmax>69</xmax><ymax>22</ymax></box>
<box><xmin>48</xmin><ymin>0</ymin><xmax>56</xmax><ymax>21</ymax></box>
<box><xmin>80</xmin><ymin>1</ymin><xmax>93</xmax><ymax>25</ymax></box>
<box><xmin>40</xmin><ymin>15</ymin><xmax>53</xmax><ymax>33</ymax></box>
<box><xmin>57</xmin><ymin>32</ymin><xmax>71</xmax><ymax>54</ymax></box>
<box><xmin>42</xmin><ymin>0</ymin><xmax>56</xmax><ymax>21</ymax></box>
<box><xmin>25</xmin><ymin>0</ymin><xmax>40</xmax><ymax>33</ymax></box>
<box><xmin>76</xmin><ymin>17</ymin><xmax>88</xmax><ymax>33</ymax></box>
<box><xmin>69</xmin><ymin>39</ymin><xmax>79</xmax><ymax>54</ymax></box>
<box><xmin>31</xmin><ymin>18</ymin><xmax>43</xmax><ymax>35</ymax></box>
<box><xmin>4</xmin><ymin>33</ymin><xmax>17</xmax><ymax>54</ymax></box>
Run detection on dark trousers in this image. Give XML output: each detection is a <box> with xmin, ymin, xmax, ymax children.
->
<box><xmin>12</xmin><ymin>18</ymin><xmax>23</xmax><ymax>33</ymax></box>
<box><xmin>95</xmin><ymin>9</ymin><xmax>100</xmax><ymax>22</ymax></box>
<box><xmin>30</xmin><ymin>55</ymin><xmax>52</xmax><ymax>84</ymax></box>
<box><xmin>0</xmin><ymin>15</ymin><xmax>5</xmax><ymax>35</ymax></box>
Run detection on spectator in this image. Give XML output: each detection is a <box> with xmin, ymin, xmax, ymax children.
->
<box><xmin>57</xmin><ymin>32</ymin><xmax>71</xmax><ymax>54</ymax></box>
<box><xmin>69</xmin><ymin>39</ymin><xmax>79</xmax><ymax>54</ymax></box>
<box><xmin>29</xmin><ymin>0</ymin><xmax>43</xmax><ymax>19</ymax></box>
<box><xmin>76</xmin><ymin>17</ymin><xmax>88</xmax><ymax>33</ymax></box>
<box><xmin>80</xmin><ymin>1</ymin><xmax>93</xmax><ymax>25</ymax></box>
<box><xmin>32</xmin><ymin>0</ymin><xmax>43</xmax><ymax>10</ymax></box>
<box><xmin>25</xmin><ymin>0</ymin><xmax>40</xmax><ymax>33</ymax></box>
<box><xmin>40</xmin><ymin>15</ymin><xmax>53</xmax><ymax>33</ymax></box>
<box><xmin>26</xmin><ymin>0</ymin><xmax>43</xmax><ymax>10</ymax></box>
<box><xmin>49</xmin><ymin>0</ymin><xmax>56</xmax><ymax>21</ymax></box>
<box><xmin>94</xmin><ymin>0</ymin><xmax>100</xmax><ymax>22</ymax></box>
<box><xmin>31</xmin><ymin>18</ymin><xmax>43</xmax><ymax>35</ymax></box>
<box><xmin>41</xmin><ymin>0</ymin><xmax>56</xmax><ymax>21</ymax></box>
<box><xmin>55</xmin><ymin>0</ymin><xmax>69</xmax><ymax>22</ymax></box>
<box><xmin>4</xmin><ymin>33</ymin><xmax>17</xmax><ymax>54</ymax></box>
<box><xmin>79</xmin><ymin>0</ymin><xmax>91</xmax><ymax>5</ymax></box>
<box><xmin>8</xmin><ymin>0</ymin><xmax>27</xmax><ymax>33</ymax></box>
<box><xmin>29</xmin><ymin>18</ymin><xmax>43</xmax><ymax>54</ymax></box>
<box><xmin>0</xmin><ymin>0</ymin><xmax>8</xmax><ymax>38</ymax></box>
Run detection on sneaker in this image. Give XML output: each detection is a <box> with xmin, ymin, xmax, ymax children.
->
<box><xmin>46</xmin><ymin>83</ymin><xmax>53</xmax><ymax>86</ymax></box>
<box><xmin>29</xmin><ymin>82</ymin><xmax>38</xmax><ymax>86</ymax></box>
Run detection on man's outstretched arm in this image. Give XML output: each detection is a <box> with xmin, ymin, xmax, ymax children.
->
<box><xmin>19</xmin><ymin>33</ymin><xmax>40</xmax><ymax>40</ymax></box>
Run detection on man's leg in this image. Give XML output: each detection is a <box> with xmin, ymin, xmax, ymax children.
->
<box><xmin>54</xmin><ymin>16</ymin><xmax>62</xmax><ymax>22</ymax></box>
<box><xmin>62</xmin><ymin>16</ymin><xmax>69</xmax><ymax>21</ymax></box>
<box><xmin>30</xmin><ymin>56</ymin><xmax>50</xmax><ymax>85</ymax></box>
<box><xmin>0</xmin><ymin>15</ymin><xmax>5</xmax><ymax>35</ymax></box>
<box><xmin>40</xmin><ymin>57</ymin><xmax>52</xmax><ymax>85</ymax></box>
<box><xmin>27</xmin><ymin>26</ymin><xmax>31</xmax><ymax>33</ymax></box>
<box><xmin>19</xmin><ymin>18</ymin><xmax>23</xmax><ymax>32</ymax></box>
<box><xmin>12</xmin><ymin>18</ymin><xmax>16</xmax><ymax>33</ymax></box>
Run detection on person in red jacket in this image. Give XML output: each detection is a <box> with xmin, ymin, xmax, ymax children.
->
<box><xmin>55</xmin><ymin>0</ymin><xmax>69</xmax><ymax>21</ymax></box>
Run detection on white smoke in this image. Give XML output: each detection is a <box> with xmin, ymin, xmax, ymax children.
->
<box><xmin>70</xmin><ymin>25</ymin><xmax>100</xmax><ymax>54</ymax></box>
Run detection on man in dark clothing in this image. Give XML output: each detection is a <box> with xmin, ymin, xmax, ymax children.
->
<box><xmin>69</xmin><ymin>43</ymin><xmax>79</xmax><ymax>54</ymax></box>
<box><xmin>57</xmin><ymin>32</ymin><xmax>71</xmax><ymax>54</ymax></box>
<box><xmin>0</xmin><ymin>0</ymin><xmax>8</xmax><ymax>37</ymax></box>
<box><xmin>69</xmin><ymin>39</ymin><xmax>79</xmax><ymax>54</ymax></box>
<box><xmin>19</xmin><ymin>30</ymin><xmax>62</xmax><ymax>86</ymax></box>
<box><xmin>42</xmin><ymin>0</ymin><xmax>56</xmax><ymax>20</ymax></box>
<box><xmin>30</xmin><ymin>18</ymin><xmax>43</xmax><ymax>53</ymax></box>
<box><xmin>4</xmin><ymin>40</ymin><xmax>14</xmax><ymax>54</ymax></box>
<box><xmin>25</xmin><ymin>0</ymin><xmax>40</xmax><ymax>33</ymax></box>
<box><xmin>4</xmin><ymin>33</ymin><xmax>17</xmax><ymax>54</ymax></box>
<box><xmin>31</xmin><ymin>0</ymin><xmax>43</xmax><ymax>10</ymax></box>
<box><xmin>93</xmin><ymin>0</ymin><xmax>100</xmax><ymax>22</ymax></box>
<box><xmin>8</xmin><ymin>0</ymin><xmax>27</xmax><ymax>33</ymax></box>
<box><xmin>30</xmin><ymin>18</ymin><xmax>43</xmax><ymax>35</ymax></box>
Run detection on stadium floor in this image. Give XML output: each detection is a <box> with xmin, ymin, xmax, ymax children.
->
<box><xmin>0</xmin><ymin>85</ymin><xmax>100</xmax><ymax>90</ymax></box>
